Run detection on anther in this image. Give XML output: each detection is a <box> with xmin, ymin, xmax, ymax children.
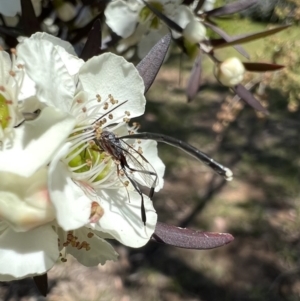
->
<box><xmin>108</xmin><ymin>113</ymin><xmax>113</xmax><ymax>119</ymax></box>
<box><xmin>103</xmin><ymin>102</ymin><xmax>109</xmax><ymax>110</ymax></box>
<box><xmin>87</xmin><ymin>232</ymin><xmax>94</xmax><ymax>238</ymax></box>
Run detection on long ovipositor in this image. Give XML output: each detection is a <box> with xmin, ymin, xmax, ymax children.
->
<box><xmin>120</xmin><ymin>132</ymin><xmax>233</xmax><ymax>181</ymax></box>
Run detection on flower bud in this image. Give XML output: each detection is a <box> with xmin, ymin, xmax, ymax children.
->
<box><xmin>215</xmin><ymin>57</ymin><xmax>245</xmax><ymax>87</ymax></box>
<box><xmin>183</xmin><ymin>20</ymin><xmax>206</xmax><ymax>44</ymax></box>
<box><xmin>56</xmin><ymin>2</ymin><xmax>76</xmax><ymax>21</ymax></box>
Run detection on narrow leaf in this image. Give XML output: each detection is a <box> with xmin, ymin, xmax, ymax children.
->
<box><xmin>182</xmin><ymin>0</ymin><xmax>194</xmax><ymax>4</ymax></box>
<box><xmin>0</xmin><ymin>26</ymin><xmax>22</xmax><ymax>38</ymax></box>
<box><xmin>20</xmin><ymin>0</ymin><xmax>41</xmax><ymax>35</ymax></box>
<box><xmin>186</xmin><ymin>54</ymin><xmax>202</xmax><ymax>102</ymax></box>
<box><xmin>70</xmin><ymin>14</ymin><xmax>101</xmax><ymax>44</ymax></box>
<box><xmin>243</xmin><ymin>62</ymin><xmax>285</xmax><ymax>72</ymax></box>
<box><xmin>212</xmin><ymin>25</ymin><xmax>291</xmax><ymax>48</ymax></box>
<box><xmin>206</xmin><ymin>0</ymin><xmax>257</xmax><ymax>17</ymax></box>
<box><xmin>152</xmin><ymin>222</ymin><xmax>234</xmax><ymax>250</ymax></box>
<box><xmin>204</xmin><ymin>21</ymin><xmax>249</xmax><ymax>59</ymax></box>
<box><xmin>33</xmin><ymin>274</ymin><xmax>48</xmax><ymax>297</ymax></box>
<box><xmin>136</xmin><ymin>33</ymin><xmax>171</xmax><ymax>93</ymax></box>
<box><xmin>80</xmin><ymin>19</ymin><xmax>102</xmax><ymax>61</ymax></box>
<box><xmin>234</xmin><ymin>84</ymin><xmax>268</xmax><ymax>114</ymax></box>
<box><xmin>142</xmin><ymin>0</ymin><xmax>183</xmax><ymax>33</ymax></box>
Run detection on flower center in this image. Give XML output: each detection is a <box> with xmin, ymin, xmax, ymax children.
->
<box><xmin>0</xmin><ymin>92</ymin><xmax>10</xmax><ymax>130</ymax></box>
<box><xmin>0</xmin><ymin>49</ymin><xmax>25</xmax><ymax>140</ymax></box>
<box><xmin>64</xmin><ymin>90</ymin><xmax>134</xmax><ymax>195</ymax></box>
<box><xmin>67</xmin><ymin>139</ymin><xmax>113</xmax><ymax>182</ymax></box>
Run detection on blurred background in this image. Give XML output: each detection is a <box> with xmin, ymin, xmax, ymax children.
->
<box><xmin>1</xmin><ymin>0</ymin><xmax>300</xmax><ymax>300</ymax></box>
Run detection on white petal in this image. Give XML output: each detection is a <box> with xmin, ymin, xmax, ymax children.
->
<box><xmin>0</xmin><ymin>168</ymin><xmax>55</xmax><ymax>232</ymax></box>
<box><xmin>116</xmin><ymin>23</ymin><xmax>147</xmax><ymax>54</ymax></box>
<box><xmin>25</xmin><ymin>33</ymin><xmax>84</xmax><ymax>76</ymax></box>
<box><xmin>18</xmin><ymin>74</ymin><xmax>37</xmax><ymax>101</ymax></box>
<box><xmin>29</xmin><ymin>32</ymin><xmax>77</xmax><ymax>56</ymax></box>
<box><xmin>17</xmin><ymin>37</ymin><xmax>76</xmax><ymax>111</ymax></box>
<box><xmin>48</xmin><ymin>143</ymin><xmax>92</xmax><ymax>231</ymax></box>
<box><xmin>32</xmin><ymin>0</ymin><xmax>42</xmax><ymax>16</ymax></box>
<box><xmin>0</xmin><ymin>51</ymin><xmax>12</xmax><ymax>84</ymax></box>
<box><xmin>64</xmin><ymin>228</ymin><xmax>118</xmax><ymax>266</ymax></box>
<box><xmin>105</xmin><ymin>0</ymin><xmax>140</xmax><ymax>38</ymax></box>
<box><xmin>0</xmin><ymin>0</ymin><xmax>21</xmax><ymax>16</ymax></box>
<box><xmin>94</xmin><ymin>190</ymin><xmax>157</xmax><ymax>248</ymax></box>
<box><xmin>0</xmin><ymin>107</ymin><xmax>76</xmax><ymax>177</ymax></box>
<box><xmin>171</xmin><ymin>6</ymin><xmax>194</xmax><ymax>39</ymax></box>
<box><xmin>0</xmin><ymin>223</ymin><xmax>59</xmax><ymax>281</ymax></box>
<box><xmin>136</xmin><ymin>139</ymin><xmax>165</xmax><ymax>192</ymax></box>
<box><xmin>79</xmin><ymin>53</ymin><xmax>146</xmax><ymax>123</ymax></box>
<box><xmin>56</xmin><ymin>2</ymin><xmax>77</xmax><ymax>21</ymax></box>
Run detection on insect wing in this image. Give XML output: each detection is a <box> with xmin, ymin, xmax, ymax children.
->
<box><xmin>119</xmin><ymin>139</ymin><xmax>159</xmax><ymax>191</ymax></box>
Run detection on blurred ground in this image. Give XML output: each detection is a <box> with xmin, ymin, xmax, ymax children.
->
<box><xmin>1</xmin><ymin>20</ymin><xmax>300</xmax><ymax>301</ymax></box>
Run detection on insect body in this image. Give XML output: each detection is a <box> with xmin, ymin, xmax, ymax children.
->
<box><xmin>94</xmin><ymin>130</ymin><xmax>158</xmax><ymax>225</ymax></box>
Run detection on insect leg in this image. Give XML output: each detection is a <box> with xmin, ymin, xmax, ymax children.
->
<box><xmin>122</xmin><ymin>165</ymin><xmax>147</xmax><ymax>225</ymax></box>
<box><xmin>120</xmin><ymin>153</ymin><xmax>158</xmax><ymax>200</ymax></box>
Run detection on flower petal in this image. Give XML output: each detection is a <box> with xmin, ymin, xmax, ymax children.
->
<box><xmin>105</xmin><ymin>0</ymin><xmax>140</xmax><ymax>38</ymax></box>
<box><xmin>0</xmin><ymin>168</ymin><xmax>55</xmax><ymax>232</ymax></box>
<box><xmin>0</xmin><ymin>107</ymin><xmax>76</xmax><ymax>177</ymax></box>
<box><xmin>48</xmin><ymin>143</ymin><xmax>92</xmax><ymax>231</ymax></box>
<box><xmin>0</xmin><ymin>0</ymin><xmax>21</xmax><ymax>17</ymax></box>
<box><xmin>171</xmin><ymin>6</ymin><xmax>194</xmax><ymax>39</ymax></box>
<box><xmin>60</xmin><ymin>227</ymin><xmax>118</xmax><ymax>266</ymax></box>
<box><xmin>93</xmin><ymin>190</ymin><xmax>157</xmax><ymax>248</ymax></box>
<box><xmin>28</xmin><ymin>32</ymin><xmax>77</xmax><ymax>56</ymax></box>
<box><xmin>79</xmin><ymin>53</ymin><xmax>146</xmax><ymax>123</ymax></box>
<box><xmin>0</xmin><ymin>223</ymin><xmax>59</xmax><ymax>281</ymax></box>
<box><xmin>136</xmin><ymin>139</ymin><xmax>165</xmax><ymax>192</ymax></box>
<box><xmin>27</xmin><ymin>32</ymin><xmax>84</xmax><ymax>76</ymax></box>
<box><xmin>17</xmin><ymin>37</ymin><xmax>76</xmax><ymax>111</ymax></box>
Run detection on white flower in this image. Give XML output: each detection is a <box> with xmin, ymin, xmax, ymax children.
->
<box><xmin>105</xmin><ymin>0</ymin><xmax>194</xmax><ymax>58</ymax></box>
<box><xmin>0</xmin><ymin>0</ymin><xmax>42</xmax><ymax>17</ymax></box>
<box><xmin>183</xmin><ymin>20</ymin><xmax>206</xmax><ymax>44</ymax></box>
<box><xmin>192</xmin><ymin>0</ymin><xmax>216</xmax><ymax>13</ymax></box>
<box><xmin>202</xmin><ymin>0</ymin><xmax>215</xmax><ymax>11</ymax></box>
<box><xmin>0</xmin><ymin>45</ymin><xmax>77</xmax><ymax>280</ymax></box>
<box><xmin>0</xmin><ymin>44</ymin><xmax>76</xmax><ymax>176</ymax></box>
<box><xmin>215</xmin><ymin>57</ymin><xmax>245</xmax><ymax>87</ymax></box>
<box><xmin>17</xmin><ymin>33</ymin><xmax>165</xmax><ymax>266</ymax></box>
<box><xmin>54</xmin><ymin>1</ymin><xmax>77</xmax><ymax>22</ymax></box>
